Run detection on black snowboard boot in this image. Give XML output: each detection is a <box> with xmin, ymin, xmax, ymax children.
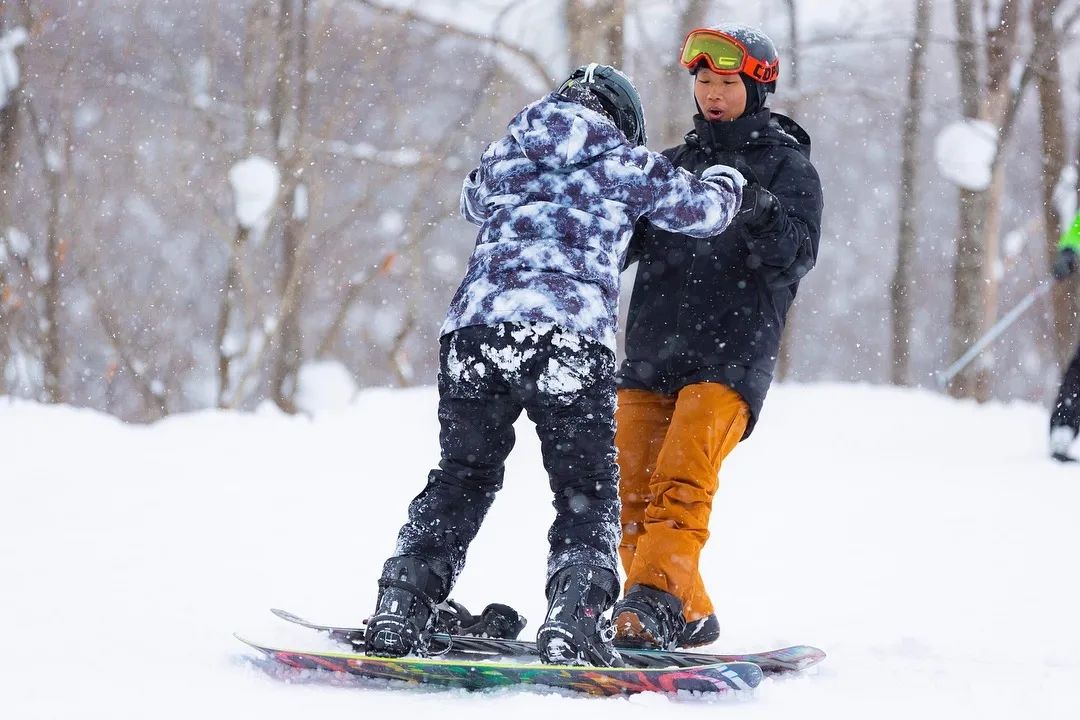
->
<box><xmin>365</xmin><ymin>556</ymin><xmax>446</xmax><ymax>658</ymax></box>
<box><xmin>612</xmin><ymin>584</ymin><xmax>687</xmax><ymax>650</ymax></box>
<box><xmin>678</xmin><ymin>613</ymin><xmax>720</xmax><ymax>648</ymax></box>
<box><xmin>537</xmin><ymin>565</ymin><xmax>623</xmax><ymax>667</ymax></box>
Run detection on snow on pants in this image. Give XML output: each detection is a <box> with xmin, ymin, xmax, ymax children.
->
<box><xmin>1051</xmin><ymin>343</ymin><xmax>1080</xmax><ymax>433</ymax></box>
<box><xmin>391</xmin><ymin>322</ymin><xmax>621</xmax><ymax>596</ymax></box>
<box><xmin>615</xmin><ymin>383</ymin><xmax>749</xmax><ymax>622</ymax></box>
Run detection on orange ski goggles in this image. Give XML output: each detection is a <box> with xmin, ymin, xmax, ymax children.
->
<box><xmin>679</xmin><ymin>28</ymin><xmax>780</xmax><ymax>84</ymax></box>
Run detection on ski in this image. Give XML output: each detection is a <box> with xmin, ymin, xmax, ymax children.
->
<box><xmin>237</xmin><ymin>634</ymin><xmax>762</xmax><ymax>696</ymax></box>
<box><xmin>270</xmin><ymin>607</ymin><xmax>825</xmax><ymax>674</ymax></box>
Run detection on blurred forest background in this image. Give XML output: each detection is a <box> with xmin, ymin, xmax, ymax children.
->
<box><xmin>2</xmin><ymin>0</ymin><xmax>1080</xmax><ymax>422</ymax></box>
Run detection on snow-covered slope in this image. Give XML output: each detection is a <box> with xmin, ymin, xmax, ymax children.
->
<box><xmin>3</xmin><ymin>384</ymin><xmax>1079</xmax><ymax>718</ymax></box>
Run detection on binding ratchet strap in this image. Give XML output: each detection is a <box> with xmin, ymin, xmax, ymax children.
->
<box><xmin>377</xmin><ymin>577</ymin><xmax>439</xmax><ymax>616</ymax></box>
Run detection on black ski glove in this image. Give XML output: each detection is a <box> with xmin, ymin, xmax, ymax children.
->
<box><xmin>738</xmin><ymin>184</ymin><xmax>782</xmax><ymax>237</ymax></box>
<box><xmin>1053</xmin><ymin>248</ymin><xmax>1079</xmax><ymax>281</ymax></box>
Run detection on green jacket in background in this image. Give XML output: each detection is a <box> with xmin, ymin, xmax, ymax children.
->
<box><xmin>1060</xmin><ymin>211</ymin><xmax>1080</xmax><ymax>252</ymax></box>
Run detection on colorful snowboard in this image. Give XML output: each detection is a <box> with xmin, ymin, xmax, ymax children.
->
<box><xmin>236</xmin><ymin>635</ymin><xmax>763</xmax><ymax>696</ymax></box>
<box><xmin>270</xmin><ymin>607</ymin><xmax>826</xmax><ymax>674</ymax></box>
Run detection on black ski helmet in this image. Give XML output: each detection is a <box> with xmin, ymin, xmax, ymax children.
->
<box><xmin>558</xmin><ymin>63</ymin><xmax>647</xmax><ymax>146</ymax></box>
<box><xmin>683</xmin><ymin>24</ymin><xmax>780</xmax><ymax>114</ymax></box>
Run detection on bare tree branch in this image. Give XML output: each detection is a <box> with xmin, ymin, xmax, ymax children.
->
<box><xmin>344</xmin><ymin>0</ymin><xmax>555</xmax><ymax>84</ymax></box>
<box><xmin>91</xmin><ymin>293</ymin><xmax>169</xmax><ymax>419</ymax></box>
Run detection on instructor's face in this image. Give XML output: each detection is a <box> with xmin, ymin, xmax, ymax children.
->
<box><xmin>693</xmin><ymin>67</ymin><xmax>747</xmax><ymax>121</ymax></box>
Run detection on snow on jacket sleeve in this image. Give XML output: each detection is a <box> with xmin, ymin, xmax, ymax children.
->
<box><xmin>642</xmin><ymin>152</ymin><xmax>743</xmax><ymax>239</ymax></box>
<box><xmin>744</xmin><ymin>152</ymin><xmax>822</xmax><ymax>287</ymax></box>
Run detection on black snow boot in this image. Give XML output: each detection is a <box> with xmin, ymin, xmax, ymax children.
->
<box><xmin>612</xmin><ymin>584</ymin><xmax>687</xmax><ymax>650</ymax></box>
<box><xmin>678</xmin><ymin>613</ymin><xmax>720</xmax><ymax>648</ymax></box>
<box><xmin>537</xmin><ymin>565</ymin><xmax>623</xmax><ymax>667</ymax></box>
<box><xmin>365</xmin><ymin>556</ymin><xmax>446</xmax><ymax>658</ymax></box>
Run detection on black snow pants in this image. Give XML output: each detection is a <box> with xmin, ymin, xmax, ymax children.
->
<box><xmin>389</xmin><ymin>322</ymin><xmax>621</xmax><ymax>599</ymax></box>
<box><xmin>1051</xmin><ymin>343</ymin><xmax>1080</xmax><ymax>434</ymax></box>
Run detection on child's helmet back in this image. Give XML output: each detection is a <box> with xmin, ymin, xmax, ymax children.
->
<box><xmin>558</xmin><ymin>64</ymin><xmax>647</xmax><ymax>147</ymax></box>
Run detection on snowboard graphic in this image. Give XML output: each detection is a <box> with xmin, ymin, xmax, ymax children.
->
<box><xmin>237</xmin><ymin>635</ymin><xmax>763</xmax><ymax>696</ymax></box>
<box><xmin>269</xmin><ymin>607</ymin><xmax>826</xmax><ymax>674</ymax></box>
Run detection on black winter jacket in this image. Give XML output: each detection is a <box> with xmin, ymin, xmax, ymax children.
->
<box><xmin>619</xmin><ymin>109</ymin><xmax>823</xmax><ymax>438</ymax></box>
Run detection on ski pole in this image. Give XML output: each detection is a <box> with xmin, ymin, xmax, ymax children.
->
<box><xmin>935</xmin><ymin>281</ymin><xmax>1053</xmax><ymax>389</ymax></box>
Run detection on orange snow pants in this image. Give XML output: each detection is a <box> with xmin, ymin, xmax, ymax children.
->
<box><xmin>615</xmin><ymin>383</ymin><xmax>749</xmax><ymax>622</ymax></box>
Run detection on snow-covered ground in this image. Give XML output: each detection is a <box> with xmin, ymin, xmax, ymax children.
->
<box><xmin>4</xmin><ymin>383</ymin><xmax>1079</xmax><ymax>718</ymax></box>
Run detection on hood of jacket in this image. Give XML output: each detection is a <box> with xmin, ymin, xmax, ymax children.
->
<box><xmin>508</xmin><ymin>92</ymin><xmax>628</xmax><ymax>171</ymax></box>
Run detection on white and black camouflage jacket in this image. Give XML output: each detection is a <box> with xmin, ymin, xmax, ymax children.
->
<box><xmin>442</xmin><ymin>91</ymin><xmax>744</xmax><ymax>353</ymax></box>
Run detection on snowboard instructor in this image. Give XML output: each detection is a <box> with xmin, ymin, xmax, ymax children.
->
<box><xmin>612</xmin><ymin>24</ymin><xmax>824</xmax><ymax>649</ymax></box>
